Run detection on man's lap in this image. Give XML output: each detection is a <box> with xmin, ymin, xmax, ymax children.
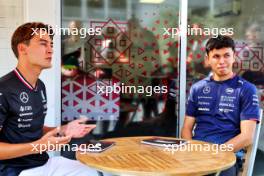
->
<box><xmin>0</xmin><ymin>165</ymin><xmax>23</xmax><ymax>176</ymax></box>
<box><xmin>19</xmin><ymin>156</ymin><xmax>99</xmax><ymax>176</ymax></box>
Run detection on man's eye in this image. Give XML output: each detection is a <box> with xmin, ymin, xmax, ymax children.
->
<box><xmin>213</xmin><ymin>55</ymin><xmax>219</xmax><ymax>59</ymax></box>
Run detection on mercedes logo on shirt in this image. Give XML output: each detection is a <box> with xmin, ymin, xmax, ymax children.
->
<box><xmin>20</xmin><ymin>92</ymin><xmax>29</xmax><ymax>104</ymax></box>
<box><xmin>203</xmin><ymin>86</ymin><xmax>211</xmax><ymax>94</ymax></box>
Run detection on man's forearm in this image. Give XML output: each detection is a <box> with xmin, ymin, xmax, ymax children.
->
<box><xmin>181</xmin><ymin>116</ymin><xmax>195</xmax><ymax>140</ymax></box>
<box><xmin>225</xmin><ymin>120</ymin><xmax>256</xmax><ymax>152</ymax></box>
<box><xmin>224</xmin><ymin>134</ymin><xmax>253</xmax><ymax>152</ymax></box>
<box><xmin>0</xmin><ymin>141</ymin><xmax>39</xmax><ymax>160</ymax></box>
<box><xmin>181</xmin><ymin>128</ymin><xmax>193</xmax><ymax>140</ymax></box>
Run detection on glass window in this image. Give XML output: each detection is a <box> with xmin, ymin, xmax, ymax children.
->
<box><xmin>61</xmin><ymin>0</ymin><xmax>180</xmax><ymax>151</ymax></box>
<box><xmin>61</xmin><ymin>1</ymin><xmax>264</xmax><ymax>172</ymax></box>
<box><xmin>188</xmin><ymin>0</ymin><xmax>264</xmax><ymax>174</ymax></box>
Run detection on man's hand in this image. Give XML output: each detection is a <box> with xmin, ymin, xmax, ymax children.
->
<box><xmin>39</xmin><ymin>128</ymin><xmax>72</xmax><ymax>145</ymax></box>
<box><xmin>61</xmin><ymin>118</ymin><xmax>96</xmax><ymax>138</ymax></box>
<box><xmin>29</xmin><ymin>128</ymin><xmax>72</xmax><ymax>153</ymax></box>
<box><xmin>34</xmin><ymin>129</ymin><xmax>72</xmax><ymax>151</ymax></box>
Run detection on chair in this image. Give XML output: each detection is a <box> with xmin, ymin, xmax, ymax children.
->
<box><xmin>240</xmin><ymin>109</ymin><xmax>263</xmax><ymax>176</ymax></box>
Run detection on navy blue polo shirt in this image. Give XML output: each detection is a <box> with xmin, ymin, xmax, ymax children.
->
<box><xmin>0</xmin><ymin>68</ymin><xmax>49</xmax><ymax>169</ymax></box>
<box><xmin>186</xmin><ymin>75</ymin><xmax>260</xmax><ymax>144</ymax></box>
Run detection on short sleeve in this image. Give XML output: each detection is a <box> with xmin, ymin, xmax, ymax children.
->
<box><xmin>240</xmin><ymin>83</ymin><xmax>260</xmax><ymax>122</ymax></box>
<box><xmin>186</xmin><ymin>86</ymin><xmax>197</xmax><ymax>117</ymax></box>
<box><xmin>0</xmin><ymin>90</ymin><xmax>8</xmax><ymax>128</ymax></box>
<box><xmin>43</xmin><ymin>82</ymin><xmax>48</xmax><ymax>102</ymax></box>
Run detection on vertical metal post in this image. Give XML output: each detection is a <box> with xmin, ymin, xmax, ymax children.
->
<box><xmin>126</xmin><ymin>0</ymin><xmax>132</xmax><ymax>20</ymax></box>
<box><xmin>104</xmin><ymin>0</ymin><xmax>109</xmax><ymax>18</ymax></box>
<box><xmin>178</xmin><ymin>0</ymin><xmax>188</xmax><ymax>137</ymax></box>
<box><xmin>81</xmin><ymin>0</ymin><xmax>86</xmax><ymax>21</ymax></box>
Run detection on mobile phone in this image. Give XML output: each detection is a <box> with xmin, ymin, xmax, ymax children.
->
<box><xmin>81</xmin><ymin>120</ymin><xmax>97</xmax><ymax>125</ymax></box>
<box><xmin>79</xmin><ymin>115</ymin><xmax>97</xmax><ymax>125</ymax></box>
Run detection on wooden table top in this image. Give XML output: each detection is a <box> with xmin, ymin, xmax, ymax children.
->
<box><xmin>76</xmin><ymin>136</ymin><xmax>236</xmax><ymax>176</ymax></box>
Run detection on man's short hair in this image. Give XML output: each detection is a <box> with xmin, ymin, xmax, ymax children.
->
<box><xmin>205</xmin><ymin>35</ymin><xmax>235</xmax><ymax>55</ymax></box>
<box><xmin>11</xmin><ymin>22</ymin><xmax>54</xmax><ymax>58</ymax></box>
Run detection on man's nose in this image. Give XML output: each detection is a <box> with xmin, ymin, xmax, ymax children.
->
<box><xmin>219</xmin><ymin>56</ymin><xmax>225</xmax><ymax>64</ymax></box>
<box><xmin>47</xmin><ymin>45</ymin><xmax>53</xmax><ymax>54</ymax></box>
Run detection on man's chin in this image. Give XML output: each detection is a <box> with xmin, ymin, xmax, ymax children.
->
<box><xmin>42</xmin><ymin>64</ymin><xmax>52</xmax><ymax>69</ymax></box>
<box><xmin>216</xmin><ymin>72</ymin><xmax>233</xmax><ymax>78</ymax></box>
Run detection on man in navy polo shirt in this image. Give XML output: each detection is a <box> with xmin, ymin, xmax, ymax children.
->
<box><xmin>0</xmin><ymin>22</ymin><xmax>100</xmax><ymax>176</ymax></box>
<box><xmin>181</xmin><ymin>35</ymin><xmax>260</xmax><ymax>176</ymax></box>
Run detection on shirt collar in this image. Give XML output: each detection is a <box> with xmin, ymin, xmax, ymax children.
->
<box><xmin>13</xmin><ymin>68</ymin><xmax>38</xmax><ymax>91</ymax></box>
<box><xmin>207</xmin><ymin>73</ymin><xmax>236</xmax><ymax>82</ymax></box>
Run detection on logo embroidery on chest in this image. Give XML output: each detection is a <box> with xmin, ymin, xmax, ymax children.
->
<box><xmin>225</xmin><ymin>88</ymin><xmax>234</xmax><ymax>94</ymax></box>
<box><xmin>202</xmin><ymin>86</ymin><xmax>211</xmax><ymax>94</ymax></box>
<box><xmin>20</xmin><ymin>92</ymin><xmax>29</xmax><ymax>104</ymax></box>
<box><xmin>219</xmin><ymin>87</ymin><xmax>237</xmax><ymax>113</ymax></box>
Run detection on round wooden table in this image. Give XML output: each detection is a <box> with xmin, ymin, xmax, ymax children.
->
<box><xmin>76</xmin><ymin>136</ymin><xmax>236</xmax><ymax>176</ymax></box>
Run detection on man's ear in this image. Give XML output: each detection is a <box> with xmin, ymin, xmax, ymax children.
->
<box><xmin>233</xmin><ymin>52</ymin><xmax>236</xmax><ymax>61</ymax></box>
<box><xmin>205</xmin><ymin>54</ymin><xmax>210</xmax><ymax>65</ymax></box>
<box><xmin>204</xmin><ymin>54</ymin><xmax>210</xmax><ymax>68</ymax></box>
<box><xmin>17</xmin><ymin>43</ymin><xmax>28</xmax><ymax>56</ymax></box>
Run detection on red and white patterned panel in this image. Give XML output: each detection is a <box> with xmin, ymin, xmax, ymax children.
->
<box><xmin>62</xmin><ymin>75</ymin><xmax>120</xmax><ymax>121</ymax></box>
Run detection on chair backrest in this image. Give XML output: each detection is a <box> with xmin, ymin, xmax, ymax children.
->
<box><xmin>241</xmin><ymin>109</ymin><xmax>263</xmax><ymax>176</ymax></box>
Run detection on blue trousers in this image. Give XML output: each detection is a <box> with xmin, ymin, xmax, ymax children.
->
<box><xmin>219</xmin><ymin>164</ymin><xmax>237</xmax><ymax>176</ymax></box>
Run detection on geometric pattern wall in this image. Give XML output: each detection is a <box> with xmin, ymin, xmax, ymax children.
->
<box><xmin>62</xmin><ymin>75</ymin><xmax>120</xmax><ymax>121</ymax></box>
<box><xmin>235</xmin><ymin>42</ymin><xmax>264</xmax><ymax>74</ymax></box>
<box><xmin>62</xmin><ymin>16</ymin><xmax>167</xmax><ymax>122</ymax></box>
<box><xmin>234</xmin><ymin>42</ymin><xmax>264</xmax><ymax>108</ymax></box>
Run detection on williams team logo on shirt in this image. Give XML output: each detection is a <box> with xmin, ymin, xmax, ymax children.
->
<box><xmin>225</xmin><ymin>88</ymin><xmax>234</xmax><ymax>94</ymax></box>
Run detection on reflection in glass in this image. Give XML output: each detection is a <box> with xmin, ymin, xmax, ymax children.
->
<box><xmin>61</xmin><ymin>1</ymin><xmax>181</xmax><ymax>159</ymax></box>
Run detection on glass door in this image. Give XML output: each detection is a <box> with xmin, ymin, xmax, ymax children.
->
<box><xmin>61</xmin><ymin>0</ymin><xmax>181</xmax><ymax>142</ymax></box>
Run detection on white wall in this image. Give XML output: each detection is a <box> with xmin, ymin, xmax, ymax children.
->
<box><xmin>0</xmin><ymin>0</ymin><xmax>61</xmax><ymax>127</ymax></box>
<box><xmin>23</xmin><ymin>0</ymin><xmax>61</xmax><ymax>127</ymax></box>
<box><xmin>0</xmin><ymin>0</ymin><xmax>24</xmax><ymax>76</ymax></box>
